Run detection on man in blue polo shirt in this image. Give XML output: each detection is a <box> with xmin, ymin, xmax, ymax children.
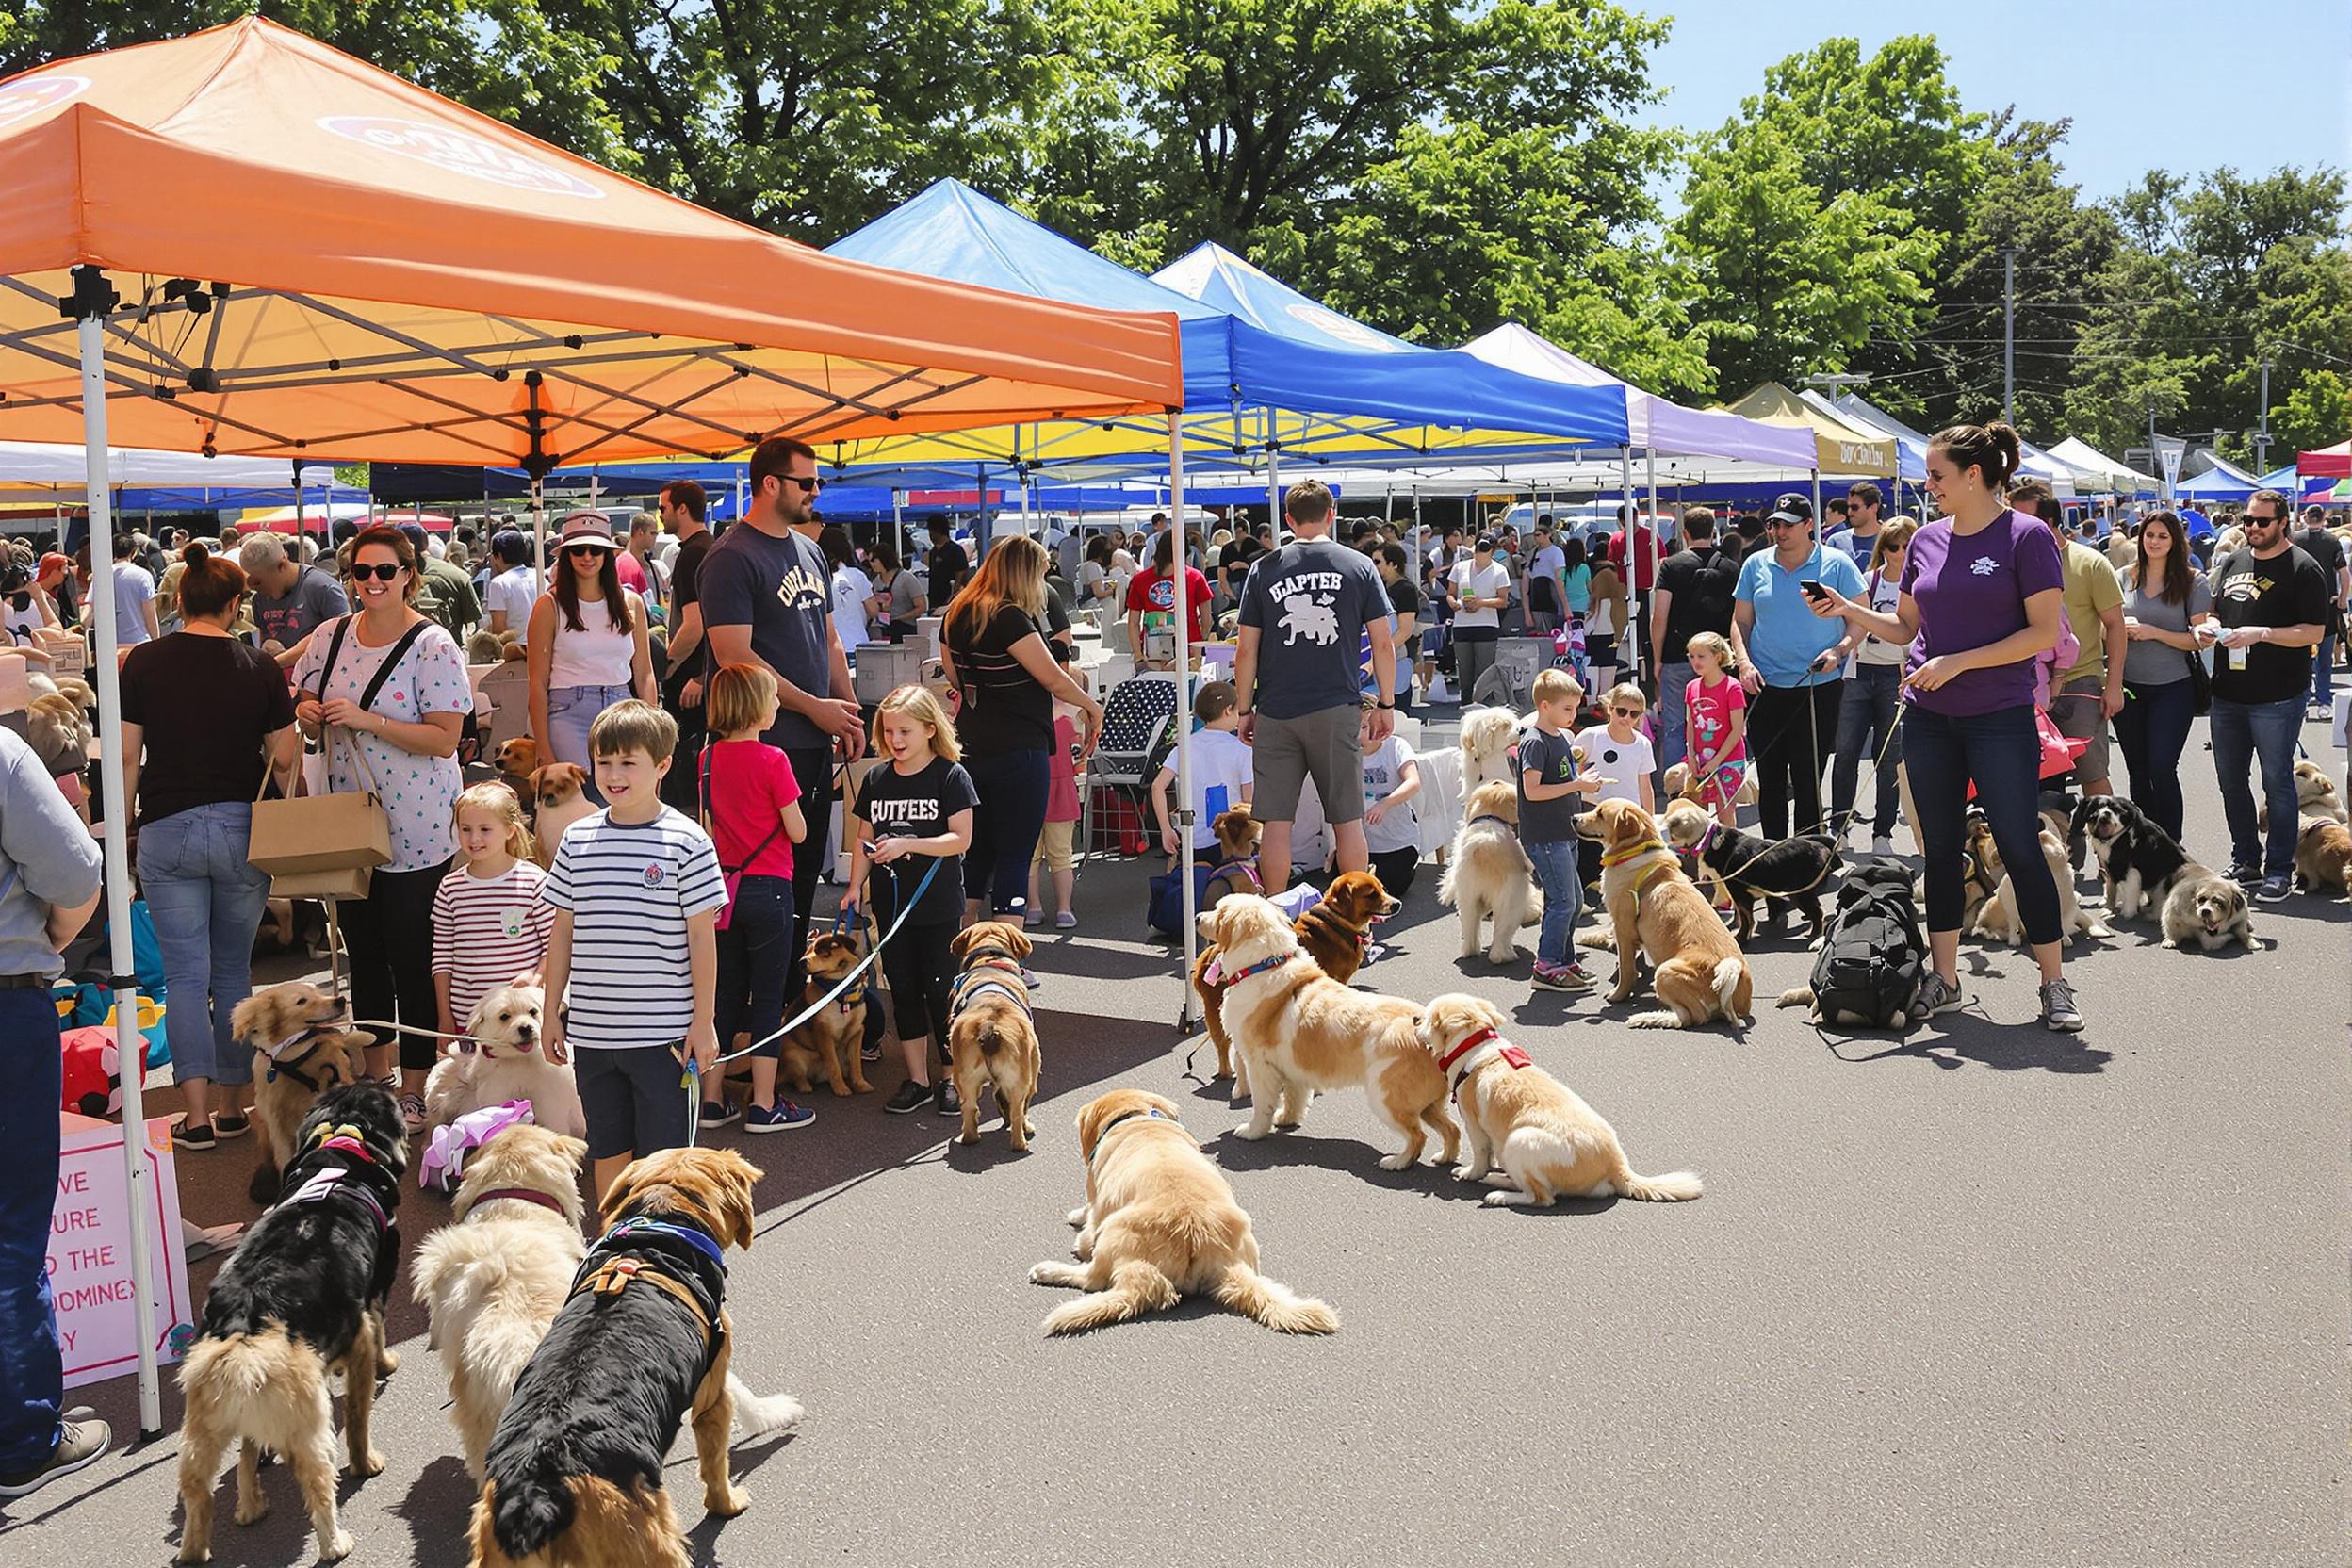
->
<box><xmin>1729</xmin><ymin>494</ymin><xmax>1865</xmax><ymax>840</ymax></box>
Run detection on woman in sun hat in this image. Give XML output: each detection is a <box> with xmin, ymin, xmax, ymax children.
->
<box><xmin>527</xmin><ymin>511</ymin><xmax>657</xmax><ymax>803</ymax></box>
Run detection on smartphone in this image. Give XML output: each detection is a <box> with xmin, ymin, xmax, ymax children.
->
<box><xmin>1800</xmin><ymin>579</ymin><xmax>1828</xmax><ymax>600</ymax></box>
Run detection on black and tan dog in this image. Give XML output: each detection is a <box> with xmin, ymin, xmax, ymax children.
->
<box><xmin>947</xmin><ymin>922</ymin><xmax>1041</xmax><ymax>1151</ymax></box>
<box><xmin>778</xmin><ymin>930</ymin><xmax>873</xmax><ymax>1097</ymax></box>
<box><xmin>1193</xmin><ymin>870</ymin><xmax>1398</xmax><ymax>1087</ymax></box>
<box><xmin>469</xmin><ymin>1148</ymin><xmax>800</xmax><ymax>1568</ymax></box>
<box><xmin>1201</xmin><ymin>807</ymin><xmax>1265</xmax><ymax>904</ymax></box>
<box><xmin>1659</xmin><ymin>808</ymin><xmax>1841</xmax><ymax>943</ymax></box>
<box><xmin>175</xmin><ymin>1083</ymin><xmax>407</xmax><ymax>1564</ymax></box>
<box><xmin>231</xmin><ymin>981</ymin><xmax>371</xmax><ymax>1207</ymax></box>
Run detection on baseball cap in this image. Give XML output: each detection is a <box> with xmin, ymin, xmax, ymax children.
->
<box><xmin>1767</xmin><ymin>494</ymin><xmax>1814</xmax><ymax>526</ymax></box>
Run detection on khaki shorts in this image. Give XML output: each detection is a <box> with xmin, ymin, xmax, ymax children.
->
<box><xmin>1251</xmin><ymin>705</ymin><xmax>1365</xmax><ymax>823</ymax></box>
<box><xmin>2051</xmin><ymin>673</ymin><xmax>2112</xmax><ymax>784</ymax></box>
<box><xmin>1031</xmin><ymin>818</ymin><xmax>1075</xmax><ymax>874</ymax></box>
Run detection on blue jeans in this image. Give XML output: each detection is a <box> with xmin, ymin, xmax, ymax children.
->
<box><xmin>1829</xmin><ymin>663</ymin><xmax>1904</xmax><ymax>837</ymax></box>
<box><xmin>2115</xmin><ymin>678</ymin><xmax>2197</xmax><ymax>842</ymax></box>
<box><xmin>547</xmin><ymin>682</ymin><xmax>633</xmax><ymax>804</ymax></box>
<box><xmin>2210</xmin><ymin>694</ymin><xmax>2302</xmax><ymax>876</ymax></box>
<box><xmin>1904</xmin><ymin>702</ymin><xmax>2061</xmax><ymax>944</ymax></box>
<box><xmin>2313</xmin><ymin>633</ymin><xmax>2338</xmax><ymax>711</ymax></box>
<box><xmin>0</xmin><ymin>988</ymin><xmax>64</xmax><ymax>1473</ymax></box>
<box><xmin>1525</xmin><ymin>837</ymin><xmax>1582</xmax><ymax>969</ymax></box>
<box><xmin>136</xmin><ymin>801</ymin><xmax>271</xmax><ymax>1086</ymax></box>
<box><xmin>1657</xmin><ymin>660</ymin><xmax>1693</xmax><ymax>774</ymax></box>
<box><xmin>963</xmin><ymin>748</ymin><xmax>1049</xmax><ymax>914</ymax></box>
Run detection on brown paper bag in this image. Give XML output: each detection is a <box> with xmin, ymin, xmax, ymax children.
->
<box><xmin>248</xmin><ymin>727</ymin><xmax>391</xmax><ymax>876</ymax></box>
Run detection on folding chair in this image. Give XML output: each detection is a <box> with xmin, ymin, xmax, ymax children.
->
<box><xmin>1080</xmin><ymin>672</ymin><xmax>1182</xmax><ymax>860</ymax></box>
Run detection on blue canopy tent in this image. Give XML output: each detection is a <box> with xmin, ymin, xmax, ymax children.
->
<box><xmin>2175</xmin><ymin>457</ymin><xmax>2261</xmax><ymax>503</ymax></box>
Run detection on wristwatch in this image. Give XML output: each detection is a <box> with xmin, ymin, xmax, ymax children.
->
<box><xmin>1374</xmin><ymin>699</ymin><xmax>1396</xmax><ymax>710</ymax></box>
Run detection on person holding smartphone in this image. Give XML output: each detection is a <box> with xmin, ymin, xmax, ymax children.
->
<box><xmin>1728</xmin><ymin>495</ymin><xmax>1865</xmax><ymax>842</ymax></box>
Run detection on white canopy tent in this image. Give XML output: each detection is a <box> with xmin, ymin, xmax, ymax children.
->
<box><xmin>2046</xmin><ymin>437</ymin><xmax>2159</xmax><ymax>495</ymax></box>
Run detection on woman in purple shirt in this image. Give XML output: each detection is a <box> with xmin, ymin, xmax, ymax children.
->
<box><xmin>1808</xmin><ymin>422</ymin><xmax>2082</xmax><ymax>1034</ymax></box>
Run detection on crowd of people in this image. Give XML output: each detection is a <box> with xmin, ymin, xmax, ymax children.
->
<box><xmin>0</xmin><ymin>424</ymin><xmax>2343</xmax><ymax>1497</ymax></box>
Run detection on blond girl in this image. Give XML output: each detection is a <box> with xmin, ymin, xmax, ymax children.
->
<box><xmin>841</xmin><ymin>686</ymin><xmax>978</xmax><ymax>1116</ymax></box>
<box><xmin>431</xmin><ymin>782</ymin><xmax>554</xmax><ymax>1039</ymax></box>
<box><xmin>1684</xmin><ymin>631</ymin><xmax>1749</xmax><ymax>829</ymax></box>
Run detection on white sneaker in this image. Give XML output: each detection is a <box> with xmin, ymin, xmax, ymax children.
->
<box><xmin>1871</xmin><ymin>834</ymin><xmax>1896</xmax><ymax>856</ymax></box>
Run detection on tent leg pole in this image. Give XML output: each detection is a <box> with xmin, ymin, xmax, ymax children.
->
<box><xmin>531</xmin><ymin>477</ymin><xmax>547</xmax><ymax>589</ymax></box>
<box><xmin>1644</xmin><ymin>450</ymin><xmax>1659</xmax><ymax>689</ymax></box>
<box><xmin>77</xmin><ymin>276</ymin><xmax>164</xmax><ymax>1439</ymax></box>
<box><xmin>1170</xmin><ymin>413</ymin><xmax>1198</xmax><ymax>1034</ymax></box>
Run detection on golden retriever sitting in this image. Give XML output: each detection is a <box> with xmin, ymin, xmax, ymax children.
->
<box><xmin>1197</xmin><ymin>896</ymin><xmax>1458</xmax><ymax>1169</ymax></box>
<box><xmin>1439</xmin><ymin>779</ymin><xmax>1541</xmax><ymax>964</ymax></box>
<box><xmin>423</xmin><ymin>986</ymin><xmax>584</xmax><ymax>1140</ymax></box>
<box><xmin>1029</xmin><ymin>1089</ymin><xmax>1337</xmax><ymax>1335</ymax></box>
<box><xmin>231</xmin><ymin>981</ymin><xmax>370</xmax><ymax>1207</ymax></box>
<box><xmin>1573</xmin><ymin>799</ymin><xmax>1754</xmax><ymax>1030</ymax></box>
<box><xmin>1420</xmin><ymin>995</ymin><xmax>1704</xmax><ymax>1207</ymax></box>
<box><xmin>946</xmin><ymin>922</ymin><xmax>1041</xmax><ymax>1151</ymax></box>
<box><xmin>410</xmin><ymin>1124</ymin><xmax>589</xmax><ymax>1481</ymax></box>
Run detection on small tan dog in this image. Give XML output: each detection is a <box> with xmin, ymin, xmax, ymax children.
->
<box><xmin>231</xmin><ymin>981</ymin><xmax>371</xmax><ymax>1207</ymax></box>
<box><xmin>1574</xmin><ymin>799</ymin><xmax>1754</xmax><ymax>1029</ymax></box>
<box><xmin>946</xmin><ymin>922</ymin><xmax>1041</xmax><ymax>1151</ymax></box>
<box><xmin>778</xmin><ymin>930</ymin><xmax>873</xmax><ymax>1096</ymax></box>
<box><xmin>530</xmin><ymin>763</ymin><xmax>596</xmax><ymax>868</ymax></box>
<box><xmin>410</xmin><ymin>1124</ymin><xmax>589</xmax><ymax>1481</ymax></box>
<box><xmin>422</xmin><ymin>986</ymin><xmax>585</xmax><ymax>1139</ymax></box>
<box><xmin>1198</xmin><ymin>895</ymin><xmax>1458</xmax><ymax>1168</ymax></box>
<box><xmin>2259</xmin><ymin>760</ymin><xmax>2345</xmax><ymax>829</ymax></box>
<box><xmin>1028</xmin><ymin>1088</ymin><xmax>1338</xmax><ymax>1335</ymax></box>
<box><xmin>1972</xmin><ymin>828</ymin><xmax>2113</xmax><ymax>947</ymax></box>
<box><xmin>2295</xmin><ymin>815</ymin><xmax>2352</xmax><ymax>897</ymax></box>
<box><xmin>1419</xmin><ymin>994</ymin><xmax>1704</xmax><ymax>1207</ymax></box>
<box><xmin>1439</xmin><ymin>779</ymin><xmax>1541</xmax><ymax>963</ymax></box>
<box><xmin>2160</xmin><ymin>872</ymin><xmax>2260</xmax><ymax>952</ymax></box>
<box><xmin>1201</xmin><ymin>807</ymin><xmax>1265</xmax><ymax>904</ymax></box>
<box><xmin>1664</xmin><ymin>759</ymin><xmax>1759</xmax><ymax>808</ymax></box>
<box><xmin>492</xmin><ymin>737</ymin><xmax>543</xmax><ymax>808</ymax></box>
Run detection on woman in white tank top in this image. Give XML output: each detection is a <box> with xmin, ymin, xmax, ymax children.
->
<box><xmin>528</xmin><ymin>512</ymin><xmax>657</xmax><ymax>802</ymax></box>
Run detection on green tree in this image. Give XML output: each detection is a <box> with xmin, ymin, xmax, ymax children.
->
<box><xmin>2268</xmin><ymin>368</ymin><xmax>2350</xmax><ymax>456</ymax></box>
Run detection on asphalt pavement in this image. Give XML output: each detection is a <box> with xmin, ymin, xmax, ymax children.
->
<box><xmin>5</xmin><ymin>712</ymin><xmax>2344</xmax><ymax>1567</ymax></box>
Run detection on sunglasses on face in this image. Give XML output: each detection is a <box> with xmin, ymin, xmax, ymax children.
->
<box><xmin>350</xmin><ymin>561</ymin><xmax>404</xmax><ymax>582</ymax></box>
<box><xmin>564</xmin><ymin>544</ymin><xmax>606</xmax><ymax>559</ymax></box>
<box><xmin>1610</xmin><ymin>706</ymin><xmax>1642</xmax><ymax>717</ymax></box>
<box><xmin>778</xmin><ymin>473</ymin><xmax>823</xmax><ymax>494</ymax></box>
<box><xmin>2245</xmin><ymin>513</ymin><xmax>2283</xmax><ymax>527</ymax></box>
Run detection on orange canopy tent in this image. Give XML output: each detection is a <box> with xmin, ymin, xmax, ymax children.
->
<box><xmin>0</xmin><ymin>16</ymin><xmax>1181</xmax><ymax>466</ymax></box>
<box><xmin>0</xmin><ymin>17</ymin><xmax>1185</xmax><ymax>1438</ymax></box>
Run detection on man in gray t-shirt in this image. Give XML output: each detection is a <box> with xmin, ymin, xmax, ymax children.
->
<box><xmin>1234</xmin><ymin>482</ymin><xmax>1396</xmax><ymax>891</ymax></box>
<box><xmin>240</xmin><ymin>534</ymin><xmax>349</xmax><ymax>664</ymax></box>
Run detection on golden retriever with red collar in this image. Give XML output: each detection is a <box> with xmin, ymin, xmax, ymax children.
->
<box><xmin>1419</xmin><ymin>994</ymin><xmax>1703</xmax><ymax>1207</ymax></box>
<box><xmin>1196</xmin><ymin>895</ymin><xmax>1458</xmax><ymax>1169</ymax></box>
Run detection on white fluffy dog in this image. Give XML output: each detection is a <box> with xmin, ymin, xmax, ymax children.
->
<box><xmin>1438</xmin><ymin>779</ymin><xmax>1542</xmax><ymax>964</ymax></box>
<box><xmin>409</xmin><ymin>1124</ymin><xmax>587</xmax><ymax>1479</ymax></box>
<box><xmin>1458</xmin><ymin>705</ymin><xmax>1528</xmax><ymax>789</ymax></box>
<box><xmin>421</xmin><ymin>986</ymin><xmax>584</xmax><ymax>1139</ymax></box>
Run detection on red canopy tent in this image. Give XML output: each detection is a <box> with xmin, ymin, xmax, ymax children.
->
<box><xmin>2297</xmin><ymin>441</ymin><xmax>2350</xmax><ymax>479</ymax></box>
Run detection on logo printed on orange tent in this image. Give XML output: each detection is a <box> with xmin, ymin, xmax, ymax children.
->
<box><xmin>317</xmin><ymin>116</ymin><xmax>606</xmax><ymax>199</ymax></box>
<box><xmin>0</xmin><ymin>75</ymin><xmax>90</xmax><ymax>129</ymax></box>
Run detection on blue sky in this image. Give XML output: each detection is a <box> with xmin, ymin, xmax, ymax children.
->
<box><xmin>1641</xmin><ymin>0</ymin><xmax>2352</xmax><ymax>204</ymax></box>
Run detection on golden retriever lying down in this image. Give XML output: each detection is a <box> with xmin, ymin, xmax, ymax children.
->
<box><xmin>1198</xmin><ymin>895</ymin><xmax>1459</xmax><ymax>1169</ymax></box>
<box><xmin>1420</xmin><ymin>995</ymin><xmax>1702</xmax><ymax>1207</ymax></box>
<box><xmin>1029</xmin><ymin>1089</ymin><xmax>1337</xmax><ymax>1335</ymax></box>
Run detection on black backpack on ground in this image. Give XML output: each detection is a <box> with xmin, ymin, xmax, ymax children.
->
<box><xmin>1807</xmin><ymin>866</ymin><xmax>1925</xmax><ymax>1029</ymax></box>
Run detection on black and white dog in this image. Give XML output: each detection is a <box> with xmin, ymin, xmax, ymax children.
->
<box><xmin>2073</xmin><ymin>795</ymin><xmax>2197</xmax><ymax>922</ymax></box>
<box><xmin>1662</xmin><ymin>807</ymin><xmax>1842</xmax><ymax>942</ymax></box>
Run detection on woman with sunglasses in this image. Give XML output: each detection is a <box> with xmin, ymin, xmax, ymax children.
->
<box><xmin>528</xmin><ymin>513</ymin><xmax>658</xmax><ymax>805</ymax></box>
<box><xmin>293</xmin><ymin>525</ymin><xmax>475</xmax><ymax>1128</ymax></box>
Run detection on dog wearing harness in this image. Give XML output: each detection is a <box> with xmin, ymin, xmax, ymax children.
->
<box><xmin>470</xmin><ymin>1148</ymin><xmax>800</xmax><ymax>1568</ymax></box>
<box><xmin>173</xmin><ymin>1082</ymin><xmax>409</xmax><ymax>1567</ymax></box>
<box><xmin>1575</xmin><ymin>799</ymin><xmax>1756</xmax><ymax>1031</ymax></box>
<box><xmin>779</xmin><ymin>928</ymin><xmax>874</xmax><ymax>1097</ymax></box>
<box><xmin>232</xmin><ymin>979</ymin><xmax>372</xmax><ymax>1208</ymax></box>
<box><xmin>1659</xmin><ymin>798</ymin><xmax>1843</xmax><ymax>944</ymax></box>
<box><xmin>945</xmin><ymin>922</ymin><xmax>1042</xmax><ymax>1151</ymax></box>
<box><xmin>1441</xmin><ymin>778</ymin><xmax>1543</xmax><ymax>964</ymax></box>
<box><xmin>1418</xmin><ymin>994</ymin><xmax>1706</xmax><ymax>1207</ymax></box>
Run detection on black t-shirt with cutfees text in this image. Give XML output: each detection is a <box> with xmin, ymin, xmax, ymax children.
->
<box><xmin>852</xmin><ymin>756</ymin><xmax>980</xmax><ymax>926</ymax></box>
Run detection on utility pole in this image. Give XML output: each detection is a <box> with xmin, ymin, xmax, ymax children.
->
<box><xmin>2002</xmin><ymin>247</ymin><xmax>2017</xmax><ymax>427</ymax></box>
<box><xmin>2254</xmin><ymin>354</ymin><xmax>2274</xmax><ymax>474</ymax></box>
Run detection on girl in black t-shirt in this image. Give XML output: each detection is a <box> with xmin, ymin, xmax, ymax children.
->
<box><xmin>843</xmin><ymin>685</ymin><xmax>979</xmax><ymax>1116</ymax></box>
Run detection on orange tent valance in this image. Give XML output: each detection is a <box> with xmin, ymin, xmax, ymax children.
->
<box><xmin>0</xmin><ymin>17</ymin><xmax>1181</xmax><ymax>466</ymax></box>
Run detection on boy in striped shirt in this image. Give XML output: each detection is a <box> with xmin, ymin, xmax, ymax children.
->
<box><xmin>541</xmin><ymin>701</ymin><xmax>727</xmax><ymax>1198</ymax></box>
